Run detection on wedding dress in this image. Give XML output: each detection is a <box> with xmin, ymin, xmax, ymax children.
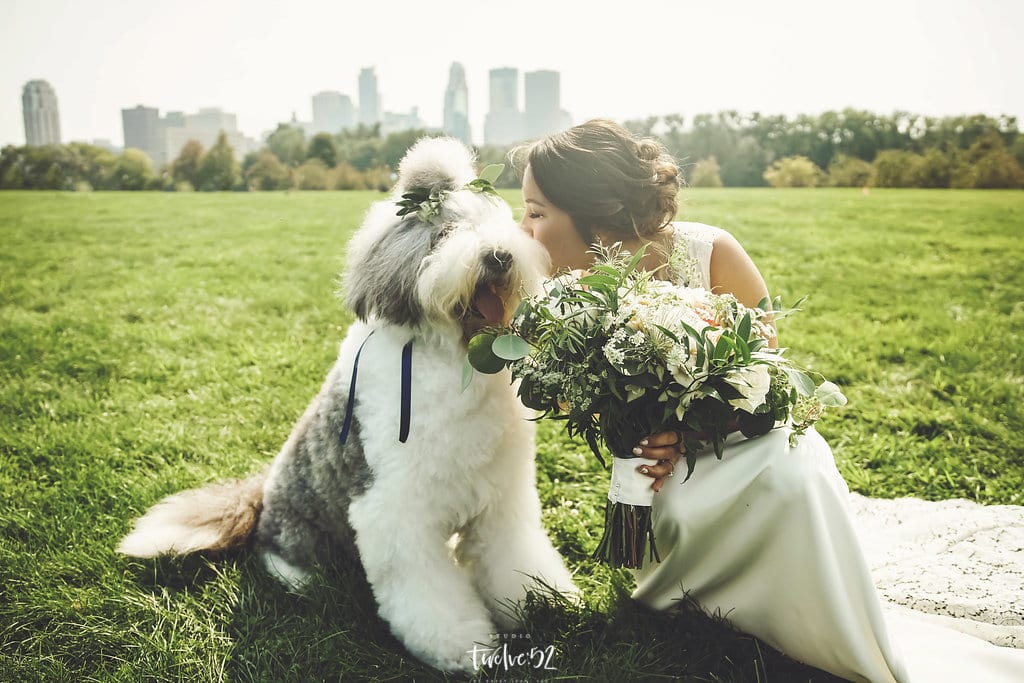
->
<box><xmin>630</xmin><ymin>222</ymin><xmax>1024</xmax><ymax>683</ymax></box>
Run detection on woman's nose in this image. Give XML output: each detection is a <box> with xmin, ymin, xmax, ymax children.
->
<box><xmin>519</xmin><ymin>218</ymin><xmax>533</xmax><ymax>237</ymax></box>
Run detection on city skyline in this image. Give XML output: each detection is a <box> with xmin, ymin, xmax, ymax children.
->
<box><xmin>2</xmin><ymin>0</ymin><xmax>1022</xmax><ymax>149</ymax></box>
<box><xmin>17</xmin><ymin>62</ymin><xmax>571</xmax><ymax>169</ymax></box>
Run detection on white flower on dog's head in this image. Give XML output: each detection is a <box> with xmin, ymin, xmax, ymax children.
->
<box><xmin>723</xmin><ymin>364</ymin><xmax>772</xmax><ymax>413</ymax></box>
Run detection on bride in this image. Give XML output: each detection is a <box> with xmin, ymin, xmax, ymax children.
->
<box><xmin>516</xmin><ymin>119</ymin><xmax>1024</xmax><ymax>682</ymax></box>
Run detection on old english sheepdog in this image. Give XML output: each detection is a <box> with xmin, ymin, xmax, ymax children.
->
<box><xmin>118</xmin><ymin>137</ymin><xmax>579</xmax><ymax>673</ymax></box>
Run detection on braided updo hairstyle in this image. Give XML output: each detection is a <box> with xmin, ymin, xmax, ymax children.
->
<box><xmin>523</xmin><ymin>119</ymin><xmax>680</xmax><ymax>243</ymax></box>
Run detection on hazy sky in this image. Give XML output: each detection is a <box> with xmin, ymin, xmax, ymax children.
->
<box><xmin>2</xmin><ymin>0</ymin><xmax>1022</xmax><ymax>148</ymax></box>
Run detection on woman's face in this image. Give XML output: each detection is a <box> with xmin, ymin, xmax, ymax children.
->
<box><xmin>520</xmin><ymin>165</ymin><xmax>593</xmax><ymax>273</ymax></box>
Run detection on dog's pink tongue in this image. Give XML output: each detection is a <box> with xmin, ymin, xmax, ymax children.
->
<box><xmin>474</xmin><ymin>285</ymin><xmax>504</xmax><ymax>324</ymax></box>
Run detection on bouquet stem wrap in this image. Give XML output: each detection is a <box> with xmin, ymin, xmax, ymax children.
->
<box><xmin>593</xmin><ymin>455</ymin><xmax>662</xmax><ymax>569</ymax></box>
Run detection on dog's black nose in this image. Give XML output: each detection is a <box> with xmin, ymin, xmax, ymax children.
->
<box><xmin>486</xmin><ymin>249</ymin><xmax>513</xmax><ymax>272</ymax></box>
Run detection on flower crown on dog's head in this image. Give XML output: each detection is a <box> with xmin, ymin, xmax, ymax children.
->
<box><xmin>395</xmin><ymin>164</ymin><xmax>505</xmax><ymax>223</ymax></box>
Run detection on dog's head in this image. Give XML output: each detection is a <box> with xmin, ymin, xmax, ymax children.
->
<box><xmin>343</xmin><ymin>137</ymin><xmax>549</xmax><ymax>341</ymax></box>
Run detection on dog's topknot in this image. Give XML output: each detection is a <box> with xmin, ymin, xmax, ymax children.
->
<box><xmin>394</xmin><ymin>137</ymin><xmax>477</xmax><ymax>195</ymax></box>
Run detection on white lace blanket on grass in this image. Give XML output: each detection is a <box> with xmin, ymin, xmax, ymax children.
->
<box><xmin>850</xmin><ymin>492</ymin><xmax>1024</xmax><ymax>648</ymax></box>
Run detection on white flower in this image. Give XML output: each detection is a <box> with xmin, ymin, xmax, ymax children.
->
<box><xmin>723</xmin><ymin>364</ymin><xmax>772</xmax><ymax>413</ymax></box>
<box><xmin>603</xmin><ymin>341</ymin><xmax>626</xmax><ymax>367</ymax></box>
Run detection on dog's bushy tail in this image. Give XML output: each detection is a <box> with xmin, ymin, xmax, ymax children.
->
<box><xmin>117</xmin><ymin>473</ymin><xmax>266</xmax><ymax>557</ymax></box>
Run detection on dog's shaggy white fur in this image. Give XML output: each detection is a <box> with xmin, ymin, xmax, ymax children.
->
<box><xmin>118</xmin><ymin>137</ymin><xmax>579</xmax><ymax>674</ymax></box>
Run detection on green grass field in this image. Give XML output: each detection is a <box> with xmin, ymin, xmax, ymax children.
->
<box><xmin>1</xmin><ymin>188</ymin><xmax>1022</xmax><ymax>682</ymax></box>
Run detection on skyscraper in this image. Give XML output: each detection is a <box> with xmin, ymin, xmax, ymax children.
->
<box><xmin>22</xmin><ymin>80</ymin><xmax>62</xmax><ymax>146</ymax></box>
<box><xmin>359</xmin><ymin>68</ymin><xmax>380</xmax><ymax>127</ymax></box>
<box><xmin>443</xmin><ymin>63</ymin><xmax>471</xmax><ymax>146</ymax></box>
<box><xmin>312</xmin><ymin>91</ymin><xmax>355</xmax><ymax>134</ymax></box>
<box><xmin>484</xmin><ymin>68</ymin><xmax>524</xmax><ymax>146</ymax></box>
<box><xmin>121</xmin><ymin>105</ymin><xmax>162</xmax><ymax>166</ymax></box>
<box><xmin>524</xmin><ymin>70</ymin><xmax>563</xmax><ymax>140</ymax></box>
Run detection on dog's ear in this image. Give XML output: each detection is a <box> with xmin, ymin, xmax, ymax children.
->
<box><xmin>393</xmin><ymin>137</ymin><xmax>476</xmax><ymax>196</ymax></box>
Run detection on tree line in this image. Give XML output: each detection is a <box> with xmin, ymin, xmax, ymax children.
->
<box><xmin>624</xmin><ymin>110</ymin><xmax>1024</xmax><ymax>188</ymax></box>
<box><xmin>2</xmin><ymin>109</ymin><xmax>1023</xmax><ymax>191</ymax></box>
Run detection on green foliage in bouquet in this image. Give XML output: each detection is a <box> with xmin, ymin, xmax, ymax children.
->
<box><xmin>468</xmin><ymin>246</ymin><xmax>845</xmax><ymax>474</ymax></box>
<box><xmin>466</xmin><ymin>245</ymin><xmax>847</xmax><ymax>567</ymax></box>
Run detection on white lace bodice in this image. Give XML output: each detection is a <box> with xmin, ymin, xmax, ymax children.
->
<box><xmin>670</xmin><ymin>221</ymin><xmax>718</xmax><ymax>289</ymax></box>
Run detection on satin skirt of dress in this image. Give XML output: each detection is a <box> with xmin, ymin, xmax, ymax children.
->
<box><xmin>631</xmin><ymin>426</ymin><xmax>908</xmax><ymax>683</ymax></box>
<box><xmin>631</xmin><ymin>426</ymin><xmax>1024</xmax><ymax>682</ymax></box>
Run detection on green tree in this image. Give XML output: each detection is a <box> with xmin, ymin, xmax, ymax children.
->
<box><xmin>195</xmin><ymin>133</ymin><xmax>241</xmax><ymax>191</ymax></box>
<box><xmin>266</xmin><ymin>124</ymin><xmax>306</xmax><ymax>167</ymax></box>
<box><xmin>0</xmin><ymin>145</ymin><xmax>24</xmax><ymax>188</ymax></box>
<box><xmin>915</xmin><ymin>149</ymin><xmax>952</xmax><ymax>188</ymax></box>
<box><xmin>245</xmin><ymin>151</ymin><xmax>292</xmax><ymax>190</ymax></box>
<box><xmin>295</xmin><ymin>158</ymin><xmax>329</xmax><ymax>190</ymax></box>
<box><xmin>763</xmin><ymin>156</ymin><xmax>823</xmax><ymax>188</ymax></box>
<box><xmin>171</xmin><ymin>140</ymin><xmax>204</xmax><ymax>189</ymax></box>
<box><xmin>828</xmin><ymin>155</ymin><xmax>874</xmax><ymax>187</ymax></box>
<box><xmin>335</xmin><ymin>124</ymin><xmax>384</xmax><ymax>171</ymax></box>
<box><xmin>381</xmin><ymin>129</ymin><xmax>428</xmax><ymax>169</ymax></box>
<box><xmin>307</xmin><ymin>133</ymin><xmax>338</xmax><ymax>168</ymax></box>
<box><xmin>871</xmin><ymin>150</ymin><xmax>919</xmax><ymax>188</ymax></box>
<box><xmin>66</xmin><ymin>142</ymin><xmax>117</xmax><ymax>190</ymax></box>
<box><xmin>956</xmin><ymin>133</ymin><xmax>1024</xmax><ymax>188</ymax></box>
<box><xmin>112</xmin><ymin>149</ymin><xmax>156</xmax><ymax>190</ymax></box>
<box><xmin>330</xmin><ymin>162</ymin><xmax>368</xmax><ymax>190</ymax></box>
<box><xmin>689</xmin><ymin>157</ymin><xmax>723</xmax><ymax>187</ymax></box>
<box><xmin>1011</xmin><ymin>134</ymin><xmax>1024</xmax><ymax>167</ymax></box>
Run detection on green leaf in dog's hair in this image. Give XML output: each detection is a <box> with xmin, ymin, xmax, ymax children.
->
<box><xmin>461</xmin><ymin>356</ymin><xmax>474</xmax><ymax>391</ymax></box>
<box><xmin>492</xmin><ymin>334</ymin><xmax>531</xmax><ymax>361</ymax></box>
<box><xmin>479</xmin><ymin>164</ymin><xmax>504</xmax><ymax>184</ymax></box>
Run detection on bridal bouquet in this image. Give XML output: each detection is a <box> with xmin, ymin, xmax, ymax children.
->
<box><xmin>466</xmin><ymin>246</ymin><xmax>847</xmax><ymax>569</ymax></box>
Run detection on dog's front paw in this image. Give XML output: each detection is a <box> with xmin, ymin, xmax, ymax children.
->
<box><xmin>414</xmin><ymin>621</ymin><xmax>497</xmax><ymax>675</ymax></box>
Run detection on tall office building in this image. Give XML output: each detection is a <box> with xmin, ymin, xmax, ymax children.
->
<box><xmin>524</xmin><ymin>70</ymin><xmax>563</xmax><ymax>139</ymax></box>
<box><xmin>443</xmin><ymin>62</ymin><xmax>471</xmax><ymax>146</ymax></box>
<box><xmin>312</xmin><ymin>91</ymin><xmax>355</xmax><ymax>134</ymax></box>
<box><xmin>121</xmin><ymin>105</ymin><xmax>163</xmax><ymax>165</ymax></box>
<box><xmin>483</xmin><ymin>67</ymin><xmax>524</xmax><ymax>146</ymax></box>
<box><xmin>359</xmin><ymin>68</ymin><xmax>381</xmax><ymax>126</ymax></box>
<box><xmin>22</xmin><ymin>80</ymin><xmax>62</xmax><ymax>146</ymax></box>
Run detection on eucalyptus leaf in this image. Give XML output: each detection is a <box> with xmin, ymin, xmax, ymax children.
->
<box><xmin>478</xmin><ymin>164</ymin><xmax>504</xmax><ymax>184</ymax></box>
<box><xmin>784</xmin><ymin>367</ymin><xmax>816</xmax><ymax>396</ymax></box>
<box><xmin>814</xmin><ymin>380</ymin><xmax>848</xmax><ymax>407</ymax></box>
<box><xmin>492</xmin><ymin>334</ymin><xmax>531</xmax><ymax>361</ymax></box>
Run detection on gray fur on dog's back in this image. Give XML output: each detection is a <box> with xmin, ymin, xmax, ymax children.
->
<box><xmin>256</xmin><ymin>362</ymin><xmax>374</xmax><ymax>569</ymax></box>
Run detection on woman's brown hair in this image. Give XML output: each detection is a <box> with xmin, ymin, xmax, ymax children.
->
<box><xmin>521</xmin><ymin>119</ymin><xmax>680</xmax><ymax>243</ymax></box>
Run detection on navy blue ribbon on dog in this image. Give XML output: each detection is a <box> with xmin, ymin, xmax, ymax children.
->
<box><xmin>338</xmin><ymin>331</ymin><xmax>413</xmax><ymax>446</ymax></box>
<box><xmin>399</xmin><ymin>340</ymin><xmax>412</xmax><ymax>443</ymax></box>
<box><xmin>339</xmin><ymin>330</ymin><xmax>375</xmax><ymax>446</ymax></box>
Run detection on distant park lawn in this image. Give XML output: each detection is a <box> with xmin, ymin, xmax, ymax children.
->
<box><xmin>1</xmin><ymin>188</ymin><xmax>1021</xmax><ymax>681</ymax></box>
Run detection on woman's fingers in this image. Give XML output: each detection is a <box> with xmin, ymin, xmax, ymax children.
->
<box><xmin>633</xmin><ymin>431</ymin><xmax>681</xmax><ymax>493</ymax></box>
<box><xmin>630</xmin><ymin>430</ymin><xmax>679</xmax><ymax>460</ymax></box>
<box><xmin>637</xmin><ymin>454</ymin><xmax>679</xmax><ymax>480</ymax></box>
<box><xmin>637</xmin><ymin>453</ymin><xmax>680</xmax><ymax>491</ymax></box>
